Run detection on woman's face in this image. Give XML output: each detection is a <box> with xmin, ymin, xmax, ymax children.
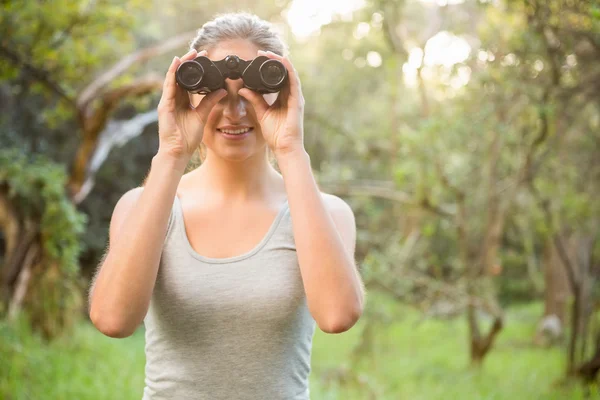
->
<box><xmin>191</xmin><ymin>39</ymin><xmax>273</xmax><ymax>162</ymax></box>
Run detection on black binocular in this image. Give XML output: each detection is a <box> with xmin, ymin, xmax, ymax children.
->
<box><xmin>175</xmin><ymin>54</ymin><xmax>288</xmax><ymax>94</ymax></box>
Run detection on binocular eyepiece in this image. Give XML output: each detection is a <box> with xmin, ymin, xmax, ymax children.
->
<box><xmin>176</xmin><ymin>54</ymin><xmax>288</xmax><ymax>94</ymax></box>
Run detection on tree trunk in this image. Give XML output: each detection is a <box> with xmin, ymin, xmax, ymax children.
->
<box><xmin>575</xmin><ymin>332</ymin><xmax>600</xmax><ymax>383</ymax></box>
<box><xmin>8</xmin><ymin>241</ymin><xmax>40</xmax><ymax>319</ymax></box>
<box><xmin>468</xmin><ymin>299</ymin><xmax>504</xmax><ymax>365</ymax></box>
<box><xmin>543</xmin><ymin>238</ymin><xmax>571</xmax><ymax>322</ymax></box>
<box><xmin>0</xmin><ymin>186</ymin><xmax>39</xmax><ymax>315</ymax></box>
<box><xmin>534</xmin><ymin>238</ymin><xmax>571</xmax><ymax>345</ymax></box>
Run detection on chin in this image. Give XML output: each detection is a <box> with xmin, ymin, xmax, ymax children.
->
<box><xmin>207</xmin><ymin>144</ymin><xmax>268</xmax><ymax>163</ymax></box>
<box><xmin>204</xmin><ymin>129</ymin><xmax>268</xmax><ymax>162</ymax></box>
<box><xmin>218</xmin><ymin>149</ymin><xmax>257</xmax><ymax>162</ymax></box>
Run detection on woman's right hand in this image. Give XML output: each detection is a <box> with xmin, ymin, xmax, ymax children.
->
<box><xmin>157</xmin><ymin>49</ymin><xmax>227</xmax><ymax>162</ymax></box>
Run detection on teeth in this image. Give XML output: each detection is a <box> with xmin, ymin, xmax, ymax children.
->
<box><xmin>220</xmin><ymin>128</ymin><xmax>251</xmax><ymax>135</ymax></box>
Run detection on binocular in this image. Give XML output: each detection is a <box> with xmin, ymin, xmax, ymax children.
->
<box><xmin>175</xmin><ymin>55</ymin><xmax>288</xmax><ymax>94</ymax></box>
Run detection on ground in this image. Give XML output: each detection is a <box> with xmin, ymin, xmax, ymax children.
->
<box><xmin>1</xmin><ymin>299</ymin><xmax>598</xmax><ymax>400</ymax></box>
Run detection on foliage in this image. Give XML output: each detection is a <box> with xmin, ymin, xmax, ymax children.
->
<box><xmin>0</xmin><ymin>148</ymin><xmax>87</xmax><ymax>337</ymax></box>
<box><xmin>0</xmin><ymin>148</ymin><xmax>87</xmax><ymax>275</ymax></box>
<box><xmin>0</xmin><ymin>0</ymin><xmax>148</xmax><ymax>126</ymax></box>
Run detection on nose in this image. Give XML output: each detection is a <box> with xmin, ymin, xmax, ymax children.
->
<box><xmin>221</xmin><ymin>79</ymin><xmax>247</xmax><ymax>121</ymax></box>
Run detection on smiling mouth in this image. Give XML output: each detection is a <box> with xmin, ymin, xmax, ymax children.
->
<box><xmin>217</xmin><ymin>127</ymin><xmax>253</xmax><ymax>135</ymax></box>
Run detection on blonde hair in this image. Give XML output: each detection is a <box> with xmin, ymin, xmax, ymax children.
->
<box><xmin>188</xmin><ymin>12</ymin><xmax>288</xmax><ymax>165</ymax></box>
<box><xmin>190</xmin><ymin>12</ymin><xmax>288</xmax><ymax>57</ymax></box>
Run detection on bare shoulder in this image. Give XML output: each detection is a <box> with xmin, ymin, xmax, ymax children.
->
<box><xmin>109</xmin><ymin>186</ymin><xmax>144</xmax><ymax>245</ymax></box>
<box><xmin>113</xmin><ymin>187</ymin><xmax>144</xmax><ymax>216</ymax></box>
<box><xmin>320</xmin><ymin>192</ymin><xmax>356</xmax><ymax>254</ymax></box>
<box><xmin>320</xmin><ymin>192</ymin><xmax>355</xmax><ymax>217</ymax></box>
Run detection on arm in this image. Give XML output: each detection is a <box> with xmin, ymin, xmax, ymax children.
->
<box><xmin>237</xmin><ymin>51</ymin><xmax>365</xmax><ymax>334</ymax></box>
<box><xmin>89</xmin><ymin>48</ymin><xmax>225</xmax><ymax>338</ymax></box>
<box><xmin>88</xmin><ymin>152</ymin><xmax>187</xmax><ymax>338</ymax></box>
<box><xmin>278</xmin><ymin>149</ymin><xmax>365</xmax><ymax>334</ymax></box>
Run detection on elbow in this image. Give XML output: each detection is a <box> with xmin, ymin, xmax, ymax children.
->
<box><xmin>89</xmin><ymin>306</ymin><xmax>136</xmax><ymax>339</ymax></box>
<box><xmin>317</xmin><ymin>301</ymin><xmax>364</xmax><ymax>334</ymax></box>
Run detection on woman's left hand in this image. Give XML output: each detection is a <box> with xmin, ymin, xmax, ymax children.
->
<box><xmin>238</xmin><ymin>50</ymin><xmax>305</xmax><ymax>157</ymax></box>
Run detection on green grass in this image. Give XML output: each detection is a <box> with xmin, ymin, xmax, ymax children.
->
<box><xmin>1</xmin><ymin>301</ymin><xmax>599</xmax><ymax>400</ymax></box>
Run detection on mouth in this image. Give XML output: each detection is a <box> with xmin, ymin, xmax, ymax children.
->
<box><xmin>216</xmin><ymin>126</ymin><xmax>254</xmax><ymax>140</ymax></box>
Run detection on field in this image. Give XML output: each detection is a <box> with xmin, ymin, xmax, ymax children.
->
<box><xmin>1</xmin><ymin>302</ymin><xmax>598</xmax><ymax>400</ymax></box>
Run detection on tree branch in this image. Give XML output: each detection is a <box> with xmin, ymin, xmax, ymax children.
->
<box><xmin>68</xmin><ymin>75</ymin><xmax>163</xmax><ymax>199</ymax></box>
<box><xmin>381</xmin><ymin>1</ymin><xmax>409</xmax><ymax>59</ymax></box>
<box><xmin>76</xmin><ymin>30</ymin><xmax>197</xmax><ymax>110</ymax></box>
<box><xmin>319</xmin><ymin>180</ymin><xmax>455</xmax><ymax>218</ymax></box>
<box><xmin>0</xmin><ymin>44</ymin><xmax>74</xmax><ymax>105</ymax></box>
<box><xmin>72</xmin><ymin>110</ymin><xmax>159</xmax><ymax>204</ymax></box>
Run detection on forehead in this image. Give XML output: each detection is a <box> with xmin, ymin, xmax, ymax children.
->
<box><xmin>207</xmin><ymin>39</ymin><xmax>260</xmax><ymax>61</ymax></box>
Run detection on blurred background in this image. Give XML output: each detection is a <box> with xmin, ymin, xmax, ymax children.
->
<box><xmin>1</xmin><ymin>0</ymin><xmax>599</xmax><ymax>399</ymax></box>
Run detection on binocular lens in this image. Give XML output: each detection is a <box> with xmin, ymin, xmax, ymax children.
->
<box><xmin>259</xmin><ymin>60</ymin><xmax>286</xmax><ymax>88</ymax></box>
<box><xmin>178</xmin><ymin>62</ymin><xmax>204</xmax><ymax>88</ymax></box>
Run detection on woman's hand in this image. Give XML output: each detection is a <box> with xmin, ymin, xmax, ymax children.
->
<box><xmin>157</xmin><ymin>49</ymin><xmax>227</xmax><ymax>162</ymax></box>
<box><xmin>238</xmin><ymin>50</ymin><xmax>305</xmax><ymax>157</ymax></box>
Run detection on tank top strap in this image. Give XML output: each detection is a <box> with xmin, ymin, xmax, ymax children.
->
<box><xmin>165</xmin><ymin>195</ymin><xmax>188</xmax><ymax>246</ymax></box>
<box><xmin>265</xmin><ymin>200</ymin><xmax>296</xmax><ymax>252</ymax></box>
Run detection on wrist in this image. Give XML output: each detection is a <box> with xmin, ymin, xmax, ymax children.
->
<box><xmin>274</xmin><ymin>146</ymin><xmax>307</xmax><ymax>163</ymax></box>
<box><xmin>152</xmin><ymin>150</ymin><xmax>190</xmax><ymax>174</ymax></box>
<box><xmin>275</xmin><ymin>147</ymin><xmax>310</xmax><ymax>171</ymax></box>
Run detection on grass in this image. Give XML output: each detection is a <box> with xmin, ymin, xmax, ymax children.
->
<box><xmin>1</xmin><ymin>300</ymin><xmax>599</xmax><ymax>400</ymax></box>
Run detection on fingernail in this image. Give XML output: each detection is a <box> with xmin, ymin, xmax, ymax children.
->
<box><xmin>173</xmin><ymin>56</ymin><xmax>178</xmax><ymax>62</ymax></box>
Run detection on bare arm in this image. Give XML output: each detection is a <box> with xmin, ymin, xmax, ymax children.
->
<box><xmin>88</xmin><ymin>48</ymin><xmax>225</xmax><ymax>338</ymax></box>
<box><xmin>277</xmin><ymin>149</ymin><xmax>365</xmax><ymax>334</ymax></box>
<box><xmin>237</xmin><ymin>51</ymin><xmax>365</xmax><ymax>334</ymax></box>
<box><xmin>88</xmin><ymin>153</ymin><xmax>186</xmax><ymax>338</ymax></box>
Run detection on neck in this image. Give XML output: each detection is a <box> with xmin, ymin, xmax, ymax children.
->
<box><xmin>192</xmin><ymin>148</ymin><xmax>279</xmax><ymax>202</ymax></box>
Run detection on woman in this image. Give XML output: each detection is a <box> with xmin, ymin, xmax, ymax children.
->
<box><xmin>89</xmin><ymin>12</ymin><xmax>365</xmax><ymax>400</ymax></box>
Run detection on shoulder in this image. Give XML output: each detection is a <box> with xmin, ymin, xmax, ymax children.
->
<box><xmin>321</xmin><ymin>192</ymin><xmax>354</xmax><ymax>217</ymax></box>
<box><xmin>320</xmin><ymin>192</ymin><xmax>356</xmax><ymax>254</ymax></box>
<box><xmin>320</xmin><ymin>192</ymin><xmax>355</xmax><ymax>229</ymax></box>
<box><xmin>108</xmin><ymin>187</ymin><xmax>145</xmax><ymax>243</ymax></box>
<box><xmin>113</xmin><ymin>186</ymin><xmax>144</xmax><ymax>214</ymax></box>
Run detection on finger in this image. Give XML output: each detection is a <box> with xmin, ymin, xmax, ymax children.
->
<box><xmin>174</xmin><ymin>79</ymin><xmax>191</xmax><ymax>109</ymax></box>
<box><xmin>279</xmin><ymin>56</ymin><xmax>303</xmax><ymax>107</ymax></box>
<box><xmin>258</xmin><ymin>50</ymin><xmax>303</xmax><ymax>108</ymax></box>
<box><xmin>238</xmin><ymin>88</ymin><xmax>270</xmax><ymax>119</ymax></box>
<box><xmin>160</xmin><ymin>56</ymin><xmax>181</xmax><ymax>106</ymax></box>
<box><xmin>166</xmin><ymin>49</ymin><xmax>200</xmax><ymax>107</ymax></box>
<box><xmin>180</xmin><ymin>48</ymin><xmax>198</xmax><ymax>62</ymax></box>
<box><xmin>194</xmin><ymin>89</ymin><xmax>227</xmax><ymax>124</ymax></box>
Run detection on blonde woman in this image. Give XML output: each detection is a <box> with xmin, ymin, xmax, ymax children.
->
<box><xmin>89</xmin><ymin>12</ymin><xmax>365</xmax><ymax>400</ymax></box>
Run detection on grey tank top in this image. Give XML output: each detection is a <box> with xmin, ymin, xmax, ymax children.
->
<box><xmin>142</xmin><ymin>195</ymin><xmax>316</xmax><ymax>400</ymax></box>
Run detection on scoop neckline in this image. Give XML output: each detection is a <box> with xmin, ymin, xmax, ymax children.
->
<box><xmin>174</xmin><ymin>195</ymin><xmax>289</xmax><ymax>264</ymax></box>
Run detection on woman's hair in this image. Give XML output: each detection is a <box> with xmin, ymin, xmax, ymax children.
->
<box><xmin>190</xmin><ymin>12</ymin><xmax>288</xmax><ymax>57</ymax></box>
<box><xmin>188</xmin><ymin>12</ymin><xmax>288</xmax><ymax>166</ymax></box>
